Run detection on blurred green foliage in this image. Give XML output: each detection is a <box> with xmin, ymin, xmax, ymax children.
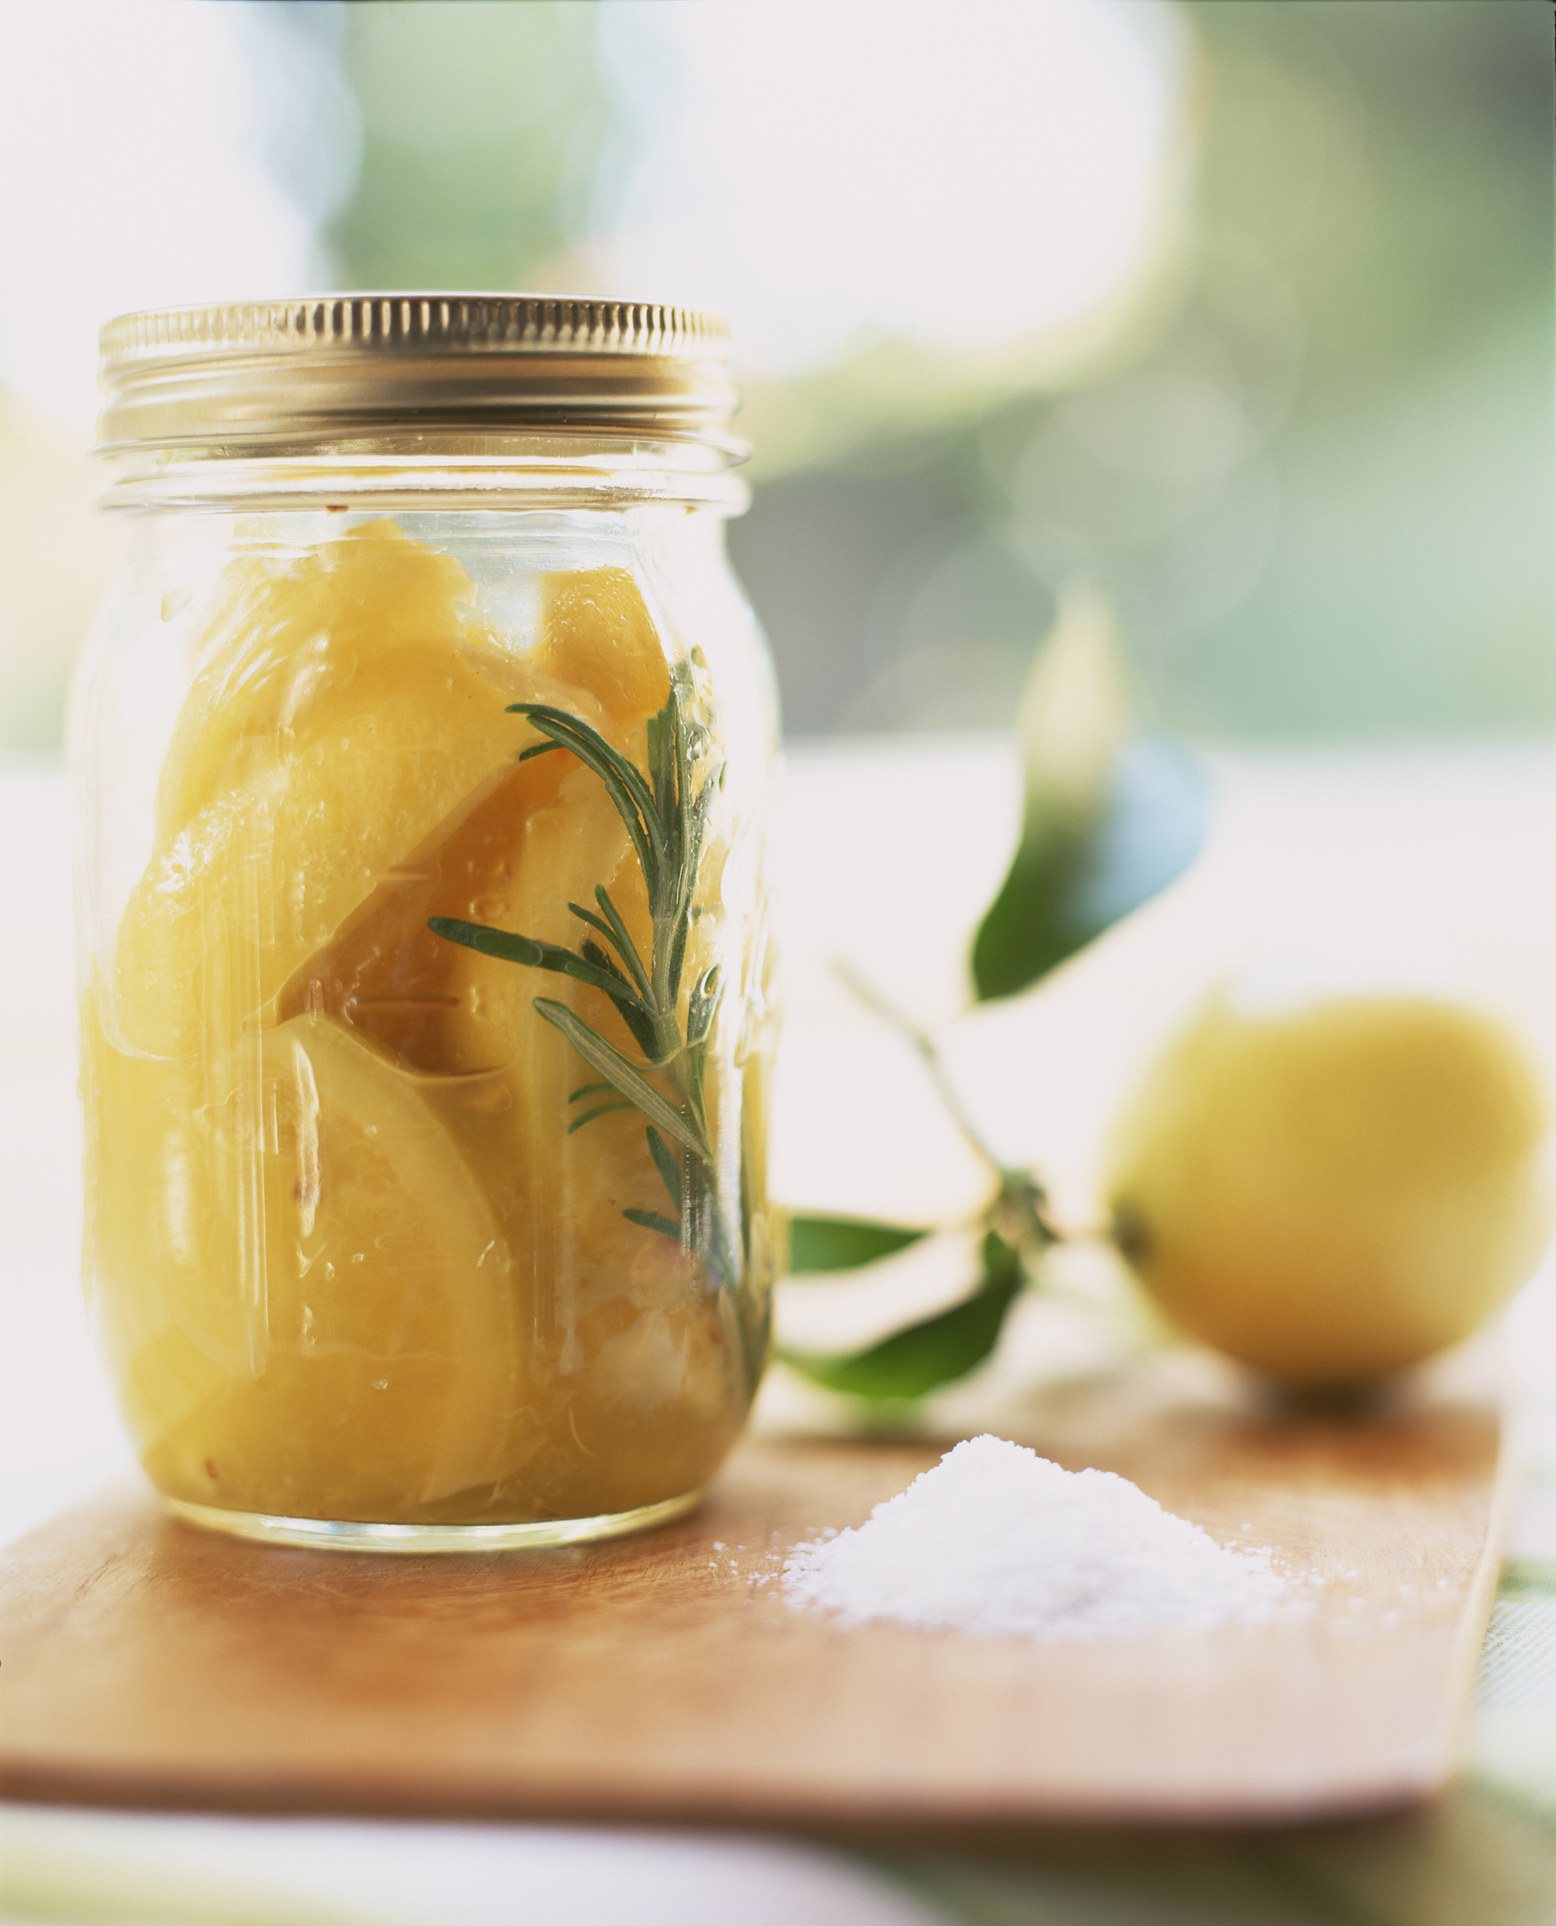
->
<box><xmin>327</xmin><ymin>2</ymin><xmax>605</xmax><ymax>290</ymax></box>
<box><xmin>0</xmin><ymin>0</ymin><xmax>1546</xmax><ymax>752</ymax></box>
<box><xmin>728</xmin><ymin>1</ymin><xmax>1552</xmax><ymax>740</ymax></box>
<box><xmin>970</xmin><ymin>591</ymin><xmax>1208</xmax><ymax>1001</ymax></box>
<box><xmin>1165</xmin><ymin>0</ymin><xmax>1553</xmax><ymax>737</ymax></box>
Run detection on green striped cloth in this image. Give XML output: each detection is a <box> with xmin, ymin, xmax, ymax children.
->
<box><xmin>2</xmin><ymin>1557</ymin><xmax>1549</xmax><ymax>1926</ymax></box>
<box><xmin>878</xmin><ymin>1551</ymin><xmax>1556</xmax><ymax>1926</ymax></box>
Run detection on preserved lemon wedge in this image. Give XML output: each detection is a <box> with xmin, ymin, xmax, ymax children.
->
<box><xmin>114</xmin><ymin>534</ymin><xmax>522</xmax><ymax>1061</ymax></box>
<box><xmin>96</xmin><ymin>1010</ymin><xmax>516</xmax><ymax>1521</ymax></box>
<box><xmin>155</xmin><ymin>521</ymin><xmax>502</xmax><ymax>837</ymax></box>
<box><xmin>82</xmin><ymin>985</ymin><xmax>250</xmax><ymax>1441</ymax></box>
<box><xmin>527</xmin><ymin>564</ymin><xmax>672</xmax><ymax>727</ymax></box>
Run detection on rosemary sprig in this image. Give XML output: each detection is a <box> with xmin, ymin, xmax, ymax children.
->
<box><xmin>430</xmin><ymin>663</ymin><xmax>736</xmax><ymax>1283</ymax></box>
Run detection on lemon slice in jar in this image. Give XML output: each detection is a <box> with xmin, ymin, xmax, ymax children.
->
<box><xmin>136</xmin><ymin>1013</ymin><xmax>517</xmax><ymax>1522</ymax></box>
<box><xmin>154</xmin><ymin>520</ymin><xmax>505</xmax><ymax>834</ymax></box>
<box><xmin>115</xmin><ymin>525</ymin><xmax>523</xmax><ymax>1061</ymax></box>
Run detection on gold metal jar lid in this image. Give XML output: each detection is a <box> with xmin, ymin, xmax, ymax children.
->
<box><xmin>97</xmin><ymin>295</ymin><xmax>743</xmax><ymax>458</ymax></box>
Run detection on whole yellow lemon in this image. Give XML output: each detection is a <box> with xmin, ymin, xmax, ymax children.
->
<box><xmin>1104</xmin><ymin>988</ymin><xmax>1551</xmax><ymax>1387</ymax></box>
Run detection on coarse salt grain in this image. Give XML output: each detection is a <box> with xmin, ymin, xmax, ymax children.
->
<box><xmin>781</xmin><ymin>1435</ymin><xmax>1289</xmax><ymax>1640</ymax></box>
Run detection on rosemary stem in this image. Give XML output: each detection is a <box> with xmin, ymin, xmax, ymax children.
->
<box><xmin>437</xmin><ymin>669</ymin><xmax>734</xmax><ymax>1281</ymax></box>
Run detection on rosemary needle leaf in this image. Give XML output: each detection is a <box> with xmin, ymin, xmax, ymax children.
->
<box><xmin>507</xmin><ymin>703</ymin><xmax>662</xmax><ymax>879</ymax></box>
<box><xmin>593</xmin><ymin>886</ymin><xmax>653</xmax><ymax>997</ymax></box>
<box><xmin>569</xmin><ymin>1081</ymin><xmax>612</xmax><ymax>1103</ymax></box>
<box><xmin>577</xmin><ymin>937</ymin><xmax>630</xmax><ymax>989</ymax></box>
<box><xmin>427</xmin><ymin>917</ymin><xmax>648</xmax><ymax>1009</ymax></box>
<box><xmin>646</xmin><ymin>1125</ymin><xmax>684</xmax><ymax>1212</ymax></box>
<box><xmin>668</xmin><ymin>913</ymin><xmax>692</xmax><ymax>1005</ymax></box>
<box><xmin>533</xmin><ymin>997</ymin><xmax>709</xmax><ymax>1161</ymax></box>
<box><xmin>511</xmin><ymin>703</ymin><xmax>660</xmax><ymax>825</ymax></box>
<box><xmin>781</xmin><ymin>1231</ymin><xmax>1024</xmax><ymax>1400</ymax></box>
<box><xmin>568</xmin><ymin>1100</ymin><xmax>634</xmax><ymax>1133</ymax></box>
<box><xmin>569</xmin><ymin>894</ymin><xmax>654</xmax><ymax>1002</ymax></box>
<box><xmin>579</xmin><ymin>939</ymin><xmax>661</xmax><ymax>1058</ymax></box>
<box><xmin>623</xmin><ymin>1208</ymin><xmax>682</xmax><ymax>1242</ymax></box>
<box><xmin>686</xmin><ymin>965</ymin><xmax>722</xmax><ymax>1047</ymax></box>
<box><xmin>568</xmin><ymin>900</ymin><xmax>618</xmax><ymax>944</ymax></box>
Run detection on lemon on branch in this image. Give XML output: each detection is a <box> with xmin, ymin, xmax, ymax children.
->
<box><xmin>1104</xmin><ymin>987</ymin><xmax>1551</xmax><ymax>1388</ymax></box>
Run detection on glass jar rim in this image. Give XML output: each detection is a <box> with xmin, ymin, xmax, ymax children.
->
<box><xmin>96</xmin><ymin>294</ymin><xmax>746</xmax><ymax>463</ymax></box>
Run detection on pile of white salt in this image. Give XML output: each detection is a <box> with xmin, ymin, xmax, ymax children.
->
<box><xmin>781</xmin><ymin>1434</ymin><xmax>1289</xmax><ymax>1640</ymax></box>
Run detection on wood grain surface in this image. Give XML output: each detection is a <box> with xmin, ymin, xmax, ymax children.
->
<box><xmin>0</xmin><ymin>1354</ymin><xmax>1508</xmax><ymax>1831</ymax></box>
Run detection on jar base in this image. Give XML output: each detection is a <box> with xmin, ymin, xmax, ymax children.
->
<box><xmin>163</xmin><ymin>1487</ymin><xmax>705</xmax><ymax>1554</ymax></box>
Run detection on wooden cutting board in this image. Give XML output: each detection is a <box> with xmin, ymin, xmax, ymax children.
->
<box><xmin>0</xmin><ymin>1353</ymin><xmax>1508</xmax><ymax>1832</ymax></box>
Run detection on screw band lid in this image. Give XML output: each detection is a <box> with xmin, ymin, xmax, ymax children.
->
<box><xmin>97</xmin><ymin>295</ymin><xmax>743</xmax><ymax>458</ymax></box>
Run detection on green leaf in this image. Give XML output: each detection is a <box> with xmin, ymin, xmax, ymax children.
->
<box><xmin>971</xmin><ymin>588</ymin><xmax>1208</xmax><ymax>1003</ymax></box>
<box><xmin>787</xmin><ymin>1213</ymin><xmax>930</xmax><ymax>1273</ymax></box>
<box><xmin>533</xmin><ymin>997</ymin><xmax>709</xmax><ymax>1162</ymax></box>
<box><xmin>782</xmin><ymin>1231</ymin><xmax>1024</xmax><ymax>1400</ymax></box>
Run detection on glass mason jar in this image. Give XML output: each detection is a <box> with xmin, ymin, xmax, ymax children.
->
<box><xmin>73</xmin><ymin>297</ymin><xmax>779</xmax><ymax>1551</ymax></box>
